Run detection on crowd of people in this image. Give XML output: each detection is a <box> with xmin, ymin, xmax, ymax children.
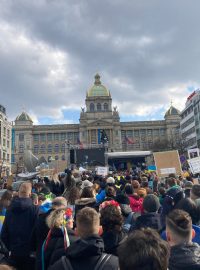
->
<box><xmin>0</xmin><ymin>168</ymin><xmax>200</xmax><ymax>270</ymax></box>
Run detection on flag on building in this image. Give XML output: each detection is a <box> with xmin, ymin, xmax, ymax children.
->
<box><xmin>77</xmin><ymin>138</ymin><xmax>84</xmax><ymax>149</ymax></box>
<box><xmin>125</xmin><ymin>136</ymin><xmax>134</xmax><ymax>144</ymax></box>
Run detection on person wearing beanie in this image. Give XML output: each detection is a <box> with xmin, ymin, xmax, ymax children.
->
<box><xmin>134</xmin><ymin>194</ymin><xmax>163</xmax><ymax>232</ymax></box>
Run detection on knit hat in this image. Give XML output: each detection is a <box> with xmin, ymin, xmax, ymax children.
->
<box><xmin>115</xmin><ymin>194</ymin><xmax>130</xmax><ymax>205</ymax></box>
<box><xmin>191</xmin><ymin>184</ymin><xmax>200</xmax><ymax>198</ymax></box>
<box><xmin>81</xmin><ymin>180</ymin><xmax>93</xmax><ymax>189</ymax></box>
<box><xmin>106</xmin><ymin>177</ymin><xmax>115</xmax><ymax>184</ymax></box>
<box><xmin>143</xmin><ymin>194</ymin><xmax>160</xmax><ymax>212</ymax></box>
<box><xmin>184</xmin><ymin>181</ymin><xmax>193</xmax><ymax>189</ymax></box>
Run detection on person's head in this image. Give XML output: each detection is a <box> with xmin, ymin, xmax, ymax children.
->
<box><xmin>105</xmin><ymin>186</ymin><xmax>116</xmax><ymax>198</ymax></box>
<box><xmin>38</xmin><ymin>194</ymin><xmax>46</xmax><ymax>206</ymax></box>
<box><xmin>118</xmin><ymin>228</ymin><xmax>169</xmax><ymax>270</ymax></box>
<box><xmin>124</xmin><ymin>184</ymin><xmax>133</xmax><ymax>195</ymax></box>
<box><xmin>18</xmin><ymin>182</ymin><xmax>32</xmax><ymax>198</ymax></box>
<box><xmin>131</xmin><ymin>180</ymin><xmax>140</xmax><ymax>191</ymax></box>
<box><xmin>100</xmin><ymin>202</ymin><xmax>123</xmax><ymax>232</ymax></box>
<box><xmin>31</xmin><ymin>193</ymin><xmax>38</xmax><ymax>205</ymax></box>
<box><xmin>47</xmin><ymin>209</ymin><xmax>66</xmax><ymax>229</ymax></box>
<box><xmin>143</xmin><ymin>194</ymin><xmax>160</xmax><ymax>213</ymax></box>
<box><xmin>167</xmin><ymin>177</ymin><xmax>177</xmax><ymax>188</ymax></box>
<box><xmin>158</xmin><ymin>187</ymin><xmax>166</xmax><ymax>196</ymax></box>
<box><xmin>191</xmin><ymin>184</ymin><xmax>200</xmax><ymax>201</ymax></box>
<box><xmin>0</xmin><ymin>190</ymin><xmax>12</xmax><ymax>211</ymax></box>
<box><xmin>76</xmin><ymin>207</ymin><xmax>99</xmax><ymax>238</ymax></box>
<box><xmin>137</xmin><ymin>187</ymin><xmax>147</xmax><ymax>198</ymax></box>
<box><xmin>52</xmin><ymin>197</ymin><xmax>67</xmax><ymax>210</ymax></box>
<box><xmin>81</xmin><ymin>187</ymin><xmax>95</xmax><ymax>199</ymax></box>
<box><xmin>175</xmin><ymin>198</ymin><xmax>200</xmax><ymax>225</ymax></box>
<box><xmin>166</xmin><ymin>209</ymin><xmax>194</xmax><ymax>246</ymax></box>
<box><xmin>68</xmin><ymin>187</ymin><xmax>80</xmax><ymax>205</ymax></box>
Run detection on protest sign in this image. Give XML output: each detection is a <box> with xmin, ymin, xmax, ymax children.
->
<box><xmin>96</xmin><ymin>166</ymin><xmax>108</xmax><ymax>176</ymax></box>
<box><xmin>187</xmin><ymin>156</ymin><xmax>200</xmax><ymax>174</ymax></box>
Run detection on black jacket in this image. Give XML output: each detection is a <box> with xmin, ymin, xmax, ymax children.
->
<box><xmin>101</xmin><ymin>230</ymin><xmax>127</xmax><ymax>256</ymax></box>
<box><xmin>48</xmin><ymin>235</ymin><xmax>119</xmax><ymax>270</ymax></box>
<box><xmin>169</xmin><ymin>242</ymin><xmax>200</xmax><ymax>270</ymax></box>
<box><xmin>1</xmin><ymin>197</ymin><xmax>38</xmax><ymax>257</ymax></box>
<box><xmin>135</xmin><ymin>212</ymin><xmax>163</xmax><ymax>232</ymax></box>
<box><xmin>44</xmin><ymin>227</ymin><xmax>78</xmax><ymax>269</ymax></box>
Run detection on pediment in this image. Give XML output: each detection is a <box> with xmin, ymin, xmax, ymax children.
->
<box><xmin>88</xmin><ymin>118</ymin><xmax>112</xmax><ymax>126</ymax></box>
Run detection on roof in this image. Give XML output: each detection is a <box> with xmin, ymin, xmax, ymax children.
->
<box><xmin>105</xmin><ymin>151</ymin><xmax>152</xmax><ymax>159</ymax></box>
<box><xmin>165</xmin><ymin>105</ymin><xmax>180</xmax><ymax>117</ymax></box>
<box><xmin>15</xmin><ymin>111</ymin><xmax>33</xmax><ymax>122</ymax></box>
<box><xmin>87</xmin><ymin>74</ymin><xmax>110</xmax><ymax>97</ymax></box>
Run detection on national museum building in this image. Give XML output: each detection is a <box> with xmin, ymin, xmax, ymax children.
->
<box><xmin>13</xmin><ymin>74</ymin><xmax>181</xmax><ymax>164</ymax></box>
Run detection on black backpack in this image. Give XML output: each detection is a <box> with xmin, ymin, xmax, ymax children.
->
<box><xmin>61</xmin><ymin>253</ymin><xmax>112</xmax><ymax>270</ymax></box>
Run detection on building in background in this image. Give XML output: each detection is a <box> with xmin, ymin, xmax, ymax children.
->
<box><xmin>0</xmin><ymin>105</ymin><xmax>12</xmax><ymax>176</ymax></box>
<box><xmin>13</xmin><ymin>74</ymin><xmax>181</xmax><ymax>168</ymax></box>
<box><xmin>180</xmin><ymin>90</ymin><xmax>200</xmax><ymax>150</ymax></box>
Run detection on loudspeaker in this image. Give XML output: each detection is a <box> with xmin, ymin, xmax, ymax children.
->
<box><xmin>70</xmin><ymin>149</ymin><xmax>75</xmax><ymax>164</ymax></box>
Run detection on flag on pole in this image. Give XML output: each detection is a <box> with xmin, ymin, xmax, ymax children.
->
<box><xmin>125</xmin><ymin>136</ymin><xmax>134</xmax><ymax>144</ymax></box>
<box><xmin>77</xmin><ymin>138</ymin><xmax>84</xmax><ymax>149</ymax></box>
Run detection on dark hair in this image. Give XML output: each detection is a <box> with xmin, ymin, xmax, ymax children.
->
<box><xmin>0</xmin><ymin>190</ymin><xmax>12</xmax><ymax>212</ymax></box>
<box><xmin>175</xmin><ymin>198</ymin><xmax>200</xmax><ymax>225</ymax></box>
<box><xmin>125</xmin><ymin>184</ymin><xmax>133</xmax><ymax>195</ymax></box>
<box><xmin>167</xmin><ymin>178</ymin><xmax>176</xmax><ymax>188</ymax></box>
<box><xmin>81</xmin><ymin>187</ymin><xmax>94</xmax><ymax>199</ymax></box>
<box><xmin>100</xmin><ymin>205</ymin><xmax>123</xmax><ymax>232</ymax></box>
<box><xmin>105</xmin><ymin>186</ymin><xmax>116</xmax><ymax>198</ymax></box>
<box><xmin>166</xmin><ymin>209</ymin><xmax>192</xmax><ymax>239</ymax></box>
<box><xmin>68</xmin><ymin>187</ymin><xmax>80</xmax><ymax>204</ymax></box>
<box><xmin>118</xmin><ymin>228</ymin><xmax>169</xmax><ymax>270</ymax></box>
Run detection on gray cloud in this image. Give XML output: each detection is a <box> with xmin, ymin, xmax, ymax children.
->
<box><xmin>0</xmin><ymin>0</ymin><xmax>200</xmax><ymax>122</ymax></box>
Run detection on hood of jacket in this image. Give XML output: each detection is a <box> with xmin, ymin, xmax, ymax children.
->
<box><xmin>10</xmin><ymin>197</ymin><xmax>34</xmax><ymax>213</ymax></box>
<box><xmin>102</xmin><ymin>230</ymin><xmax>127</xmax><ymax>255</ymax></box>
<box><xmin>66</xmin><ymin>235</ymin><xmax>104</xmax><ymax>258</ymax></box>
<box><xmin>120</xmin><ymin>204</ymin><xmax>132</xmax><ymax>217</ymax></box>
<box><xmin>75</xmin><ymin>198</ymin><xmax>96</xmax><ymax>206</ymax></box>
<box><xmin>169</xmin><ymin>242</ymin><xmax>200</xmax><ymax>269</ymax></box>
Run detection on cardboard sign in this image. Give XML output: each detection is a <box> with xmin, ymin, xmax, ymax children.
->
<box><xmin>153</xmin><ymin>150</ymin><xmax>182</xmax><ymax>177</ymax></box>
<box><xmin>96</xmin><ymin>166</ymin><xmax>108</xmax><ymax>176</ymax></box>
<box><xmin>187</xmin><ymin>156</ymin><xmax>200</xmax><ymax>174</ymax></box>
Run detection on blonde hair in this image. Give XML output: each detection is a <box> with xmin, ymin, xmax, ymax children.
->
<box><xmin>19</xmin><ymin>182</ymin><xmax>32</xmax><ymax>198</ymax></box>
<box><xmin>46</xmin><ymin>209</ymin><xmax>65</xmax><ymax>229</ymax></box>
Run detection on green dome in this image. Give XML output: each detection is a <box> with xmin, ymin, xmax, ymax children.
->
<box><xmin>16</xmin><ymin>111</ymin><xmax>33</xmax><ymax>122</ymax></box>
<box><xmin>165</xmin><ymin>106</ymin><xmax>180</xmax><ymax>117</ymax></box>
<box><xmin>87</xmin><ymin>74</ymin><xmax>110</xmax><ymax>97</ymax></box>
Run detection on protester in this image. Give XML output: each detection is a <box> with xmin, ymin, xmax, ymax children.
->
<box><xmin>124</xmin><ymin>184</ymin><xmax>144</xmax><ymax>213</ymax></box>
<box><xmin>1</xmin><ymin>182</ymin><xmax>38</xmax><ymax>270</ymax></box>
<box><xmin>118</xmin><ymin>228</ymin><xmax>170</xmax><ymax>270</ymax></box>
<box><xmin>49</xmin><ymin>207</ymin><xmax>119</xmax><ymax>270</ymax></box>
<box><xmin>100</xmin><ymin>201</ymin><xmax>127</xmax><ymax>255</ymax></box>
<box><xmin>166</xmin><ymin>209</ymin><xmax>200</xmax><ymax>269</ymax></box>
<box><xmin>0</xmin><ymin>190</ymin><xmax>12</xmax><ymax>233</ymax></box>
<box><xmin>135</xmin><ymin>194</ymin><xmax>163</xmax><ymax>232</ymax></box>
<box><xmin>34</xmin><ymin>196</ymin><xmax>68</xmax><ymax>270</ymax></box>
<box><xmin>191</xmin><ymin>184</ymin><xmax>200</xmax><ymax>207</ymax></box>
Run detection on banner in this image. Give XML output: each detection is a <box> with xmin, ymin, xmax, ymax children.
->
<box><xmin>153</xmin><ymin>150</ymin><xmax>182</xmax><ymax>177</ymax></box>
<box><xmin>187</xmin><ymin>156</ymin><xmax>200</xmax><ymax>174</ymax></box>
<box><xmin>96</xmin><ymin>166</ymin><xmax>108</xmax><ymax>176</ymax></box>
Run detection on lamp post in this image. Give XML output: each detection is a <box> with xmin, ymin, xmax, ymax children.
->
<box><xmin>65</xmin><ymin>140</ymin><xmax>71</xmax><ymax>168</ymax></box>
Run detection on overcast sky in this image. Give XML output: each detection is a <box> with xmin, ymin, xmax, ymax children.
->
<box><xmin>0</xmin><ymin>0</ymin><xmax>199</xmax><ymax>124</ymax></box>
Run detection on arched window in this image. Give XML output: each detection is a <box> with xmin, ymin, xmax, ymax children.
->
<box><xmin>61</xmin><ymin>143</ymin><xmax>65</xmax><ymax>153</ymax></box>
<box><xmin>48</xmin><ymin>144</ymin><xmax>52</xmax><ymax>153</ymax></box>
<box><xmin>33</xmin><ymin>145</ymin><xmax>38</xmax><ymax>154</ymax></box>
<box><xmin>90</xmin><ymin>103</ymin><xmax>95</xmax><ymax>112</ymax></box>
<box><xmin>97</xmin><ymin>103</ymin><xmax>101</xmax><ymax>111</ymax></box>
<box><xmin>62</xmin><ymin>155</ymin><xmax>65</xmax><ymax>161</ymax></box>
<box><xmin>40</xmin><ymin>144</ymin><xmax>46</xmax><ymax>154</ymax></box>
<box><xmin>54</xmin><ymin>144</ymin><xmax>59</xmax><ymax>153</ymax></box>
<box><xmin>104</xmin><ymin>103</ymin><xmax>108</xmax><ymax>111</ymax></box>
<box><xmin>55</xmin><ymin>155</ymin><xmax>59</xmax><ymax>160</ymax></box>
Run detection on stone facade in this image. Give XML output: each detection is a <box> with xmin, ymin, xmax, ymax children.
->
<box><xmin>13</xmin><ymin>74</ymin><xmax>181</xmax><ymax>165</ymax></box>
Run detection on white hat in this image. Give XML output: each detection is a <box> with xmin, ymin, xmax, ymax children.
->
<box><xmin>81</xmin><ymin>180</ymin><xmax>93</xmax><ymax>189</ymax></box>
<box><xmin>106</xmin><ymin>177</ymin><xmax>115</xmax><ymax>184</ymax></box>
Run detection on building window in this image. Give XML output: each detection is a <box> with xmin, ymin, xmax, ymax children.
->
<box><xmin>55</xmin><ymin>155</ymin><xmax>59</xmax><ymax>160</ymax></box>
<box><xmin>62</xmin><ymin>155</ymin><xmax>65</xmax><ymax>161</ymax></box>
<box><xmin>90</xmin><ymin>103</ymin><xmax>95</xmax><ymax>112</ymax></box>
<box><xmin>126</xmin><ymin>130</ymin><xmax>133</xmax><ymax>137</ymax></box>
<box><xmin>134</xmin><ymin>130</ymin><xmax>139</xmax><ymax>137</ymax></box>
<box><xmin>160</xmin><ymin>128</ymin><xmax>165</xmax><ymax>136</ymax></box>
<box><xmin>54</xmin><ymin>133</ymin><xmax>60</xmax><ymax>141</ymax></box>
<box><xmin>54</xmin><ymin>144</ymin><xmax>59</xmax><ymax>153</ymax></box>
<box><xmin>140</xmin><ymin>129</ymin><xmax>146</xmax><ymax>136</ymax></box>
<box><xmin>154</xmin><ymin>129</ymin><xmax>159</xmax><ymax>136</ymax></box>
<box><xmin>19</xmin><ymin>144</ymin><xmax>24</xmax><ymax>153</ymax></box>
<box><xmin>48</xmin><ymin>144</ymin><xmax>52</xmax><ymax>153</ymax></box>
<box><xmin>40</xmin><ymin>134</ymin><xmax>46</xmax><ymax>142</ymax></box>
<box><xmin>60</xmin><ymin>133</ymin><xmax>66</xmax><ymax>140</ymax></box>
<box><xmin>47</xmin><ymin>133</ymin><xmax>53</xmax><ymax>141</ymax></box>
<box><xmin>97</xmin><ymin>103</ymin><xmax>101</xmax><ymax>111</ymax></box>
<box><xmin>40</xmin><ymin>144</ymin><xmax>46</xmax><ymax>154</ymax></box>
<box><xmin>67</xmin><ymin>132</ymin><xmax>73</xmax><ymax>141</ymax></box>
<box><xmin>33</xmin><ymin>145</ymin><xmax>39</xmax><ymax>154</ymax></box>
<box><xmin>19</xmin><ymin>133</ymin><xmax>24</xmax><ymax>141</ymax></box>
<box><xmin>104</xmin><ymin>103</ymin><xmax>108</xmax><ymax>111</ymax></box>
<box><xmin>147</xmin><ymin>129</ymin><xmax>152</xmax><ymax>136</ymax></box>
<box><xmin>61</xmin><ymin>143</ymin><xmax>65</xmax><ymax>153</ymax></box>
<box><xmin>33</xmin><ymin>134</ymin><xmax>39</xmax><ymax>142</ymax></box>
